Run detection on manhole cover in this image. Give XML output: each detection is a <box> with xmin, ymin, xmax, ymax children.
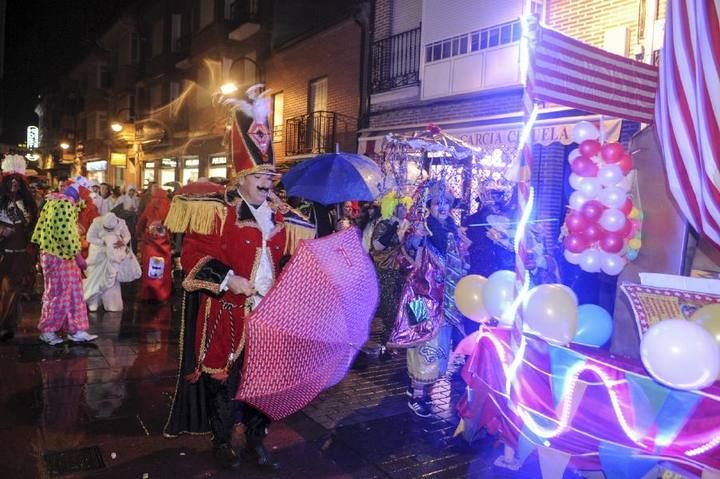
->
<box><xmin>44</xmin><ymin>446</ymin><xmax>106</xmax><ymax>476</ymax></box>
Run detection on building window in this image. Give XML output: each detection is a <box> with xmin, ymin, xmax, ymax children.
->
<box><xmin>98</xmin><ymin>113</ymin><xmax>107</xmax><ymax>140</ymax></box>
<box><xmin>152</xmin><ymin>19</ymin><xmax>163</xmax><ymax>57</ymax></box>
<box><xmin>199</xmin><ymin>0</ymin><xmax>214</xmax><ymax>29</ymax></box>
<box><xmin>182</xmin><ymin>157</ymin><xmax>199</xmax><ymax>184</ymax></box>
<box><xmin>150</xmin><ymin>84</ymin><xmax>163</xmax><ymax>110</ymax></box>
<box><xmin>160</xmin><ymin>158</ymin><xmax>177</xmax><ymax>189</ymax></box>
<box><xmin>143</xmin><ymin>161</ymin><xmax>156</xmax><ymax>187</ymax></box>
<box><xmin>131</xmin><ymin>32</ymin><xmax>141</xmax><ymax>64</ymax></box>
<box><xmin>272</xmin><ymin>92</ymin><xmax>284</xmax><ymax>142</ymax></box>
<box><xmin>308</xmin><ymin>77</ymin><xmax>328</xmax><ymax>113</ymax></box>
<box><xmin>426</xmin><ymin>20</ymin><xmax>522</xmax><ymax>64</ymax></box>
<box><xmin>171</xmin><ymin>14</ymin><xmax>182</xmax><ymax>52</ymax></box>
<box><xmin>98</xmin><ymin>64</ymin><xmax>111</xmax><ymax>89</ymax></box>
<box><xmin>208</xmin><ymin>155</ymin><xmax>227</xmax><ymax>178</ymax></box>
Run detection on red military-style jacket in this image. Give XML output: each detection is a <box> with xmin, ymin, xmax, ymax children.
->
<box><xmin>181</xmin><ymin>199</ymin><xmax>288</xmax><ymax>378</ymax></box>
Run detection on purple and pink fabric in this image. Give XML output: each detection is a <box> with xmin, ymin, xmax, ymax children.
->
<box><xmin>38</xmin><ymin>253</ymin><xmax>89</xmax><ymax>334</ymax></box>
<box><xmin>457</xmin><ymin>327</ymin><xmax>720</xmax><ymax>478</ymax></box>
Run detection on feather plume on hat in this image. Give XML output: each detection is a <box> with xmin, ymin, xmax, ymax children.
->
<box><xmin>2</xmin><ymin>154</ymin><xmax>27</xmax><ymax>176</ymax></box>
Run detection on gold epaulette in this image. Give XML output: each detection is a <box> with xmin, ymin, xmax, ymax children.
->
<box><xmin>164</xmin><ymin>196</ymin><xmax>227</xmax><ymax>235</ymax></box>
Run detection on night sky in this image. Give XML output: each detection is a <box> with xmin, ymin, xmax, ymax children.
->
<box><xmin>2</xmin><ymin>0</ymin><xmax>134</xmax><ymax>144</ymax></box>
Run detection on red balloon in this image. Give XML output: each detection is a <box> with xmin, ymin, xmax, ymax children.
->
<box><xmin>579</xmin><ymin>139</ymin><xmax>602</xmax><ymax>157</ymax></box>
<box><xmin>620</xmin><ymin>198</ymin><xmax>633</xmax><ymax>215</ymax></box>
<box><xmin>571</xmin><ymin>157</ymin><xmax>599</xmax><ymax>177</ymax></box>
<box><xmin>581</xmin><ymin>223</ymin><xmax>603</xmax><ymax>242</ymax></box>
<box><xmin>580</xmin><ymin>200</ymin><xmax>605</xmax><ymax>222</ymax></box>
<box><xmin>565</xmin><ymin>211</ymin><xmax>589</xmax><ymax>233</ymax></box>
<box><xmin>564</xmin><ymin>233</ymin><xmax>590</xmax><ymax>253</ymax></box>
<box><xmin>600</xmin><ymin>232</ymin><xmax>625</xmax><ymax>253</ymax></box>
<box><xmin>617</xmin><ymin>153</ymin><xmax>633</xmax><ymax>173</ymax></box>
<box><xmin>618</xmin><ymin>219</ymin><xmax>633</xmax><ymax>238</ymax></box>
<box><xmin>601</xmin><ymin>143</ymin><xmax>625</xmax><ymax>163</ymax></box>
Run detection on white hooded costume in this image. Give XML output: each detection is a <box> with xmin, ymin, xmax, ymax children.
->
<box><xmin>83</xmin><ymin>213</ymin><xmax>138</xmax><ymax>311</ymax></box>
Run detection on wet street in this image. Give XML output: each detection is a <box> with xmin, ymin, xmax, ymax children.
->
<box><xmin>0</xmin><ymin>281</ymin><xmax>564</xmax><ymax>479</ymax></box>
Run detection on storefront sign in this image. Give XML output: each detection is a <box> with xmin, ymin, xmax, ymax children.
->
<box><xmin>110</xmin><ymin>152</ymin><xmax>127</xmax><ymax>166</ymax></box>
<box><xmin>86</xmin><ymin>160</ymin><xmax>108</xmax><ymax>172</ymax></box>
<box><xmin>26</xmin><ymin>126</ymin><xmax>39</xmax><ymax>149</ymax></box>
<box><xmin>450</xmin><ymin>119</ymin><xmax>622</xmax><ymax>148</ymax></box>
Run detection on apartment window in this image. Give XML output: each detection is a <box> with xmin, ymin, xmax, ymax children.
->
<box><xmin>150</xmin><ymin>84</ymin><xmax>163</xmax><ymax>109</ymax></box>
<box><xmin>272</xmin><ymin>92</ymin><xmax>284</xmax><ymax>142</ymax></box>
<box><xmin>98</xmin><ymin>113</ymin><xmax>107</xmax><ymax>140</ymax></box>
<box><xmin>182</xmin><ymin>157</ymin><xmax>199</xmax><ymax>184</ymax></box>
<box><xmin>152</xmin><ymin>19</ymin><xmax>163</xmax><ymax>57</ymax></box>
<box><xmin>224</xmin><ymin>0</ymin><xmax>233</xmax><ymax>19</ymax></box>
<box><xmin>208</xmin><ymin>155</ymin><xmax>228</xmax><ymax>178</ymax></box>
<box><xmin>309</xmin><ymin>77</ymin><xmax>328</xmax><ymax>113</ymax></box>
<box><xmin>426</xmin><ymin>20</ymin><xmax>522</xmax><ymax>64</ymax></box>
<box><xmin>143</xmin><ymin>161</ymin><xmax>156</xmax><ymax>186</ymax></box>
<box><xmin>160</xmin><ymin>158</ymin><xmax>177</xmax><ymax>189</ymax></box>
<box><xmin>98</xmin><ymin>64</ymin><xmax>111</xmax><ymax>89</ymax></box>
<box><xmin>199</xmin><ymin>0</ymin><xmax>214</xmax><ymax>29</ymax></box>
<box><xmin>171</xmin><ymin>14</ymin><xmax>182</xmax><ymax>52</ymax></box>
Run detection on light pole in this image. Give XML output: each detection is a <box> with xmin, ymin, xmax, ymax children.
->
<box><xmin>220</xmin><ymin>55</ymin><xmax>264</xmax><ymax>96</ymax></box>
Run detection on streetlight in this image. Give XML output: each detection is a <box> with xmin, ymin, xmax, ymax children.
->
<box><xmin>110</xmin><ymin>122</ymin><xmax>124</xmax><ymax>133</ymax></box>
<box><xmin>220</xmin><ymin>82</ymin><xmax>239</xmax><ymax>96</ymax></box>
<box><xmin>60</xmin><ymin>142</ymin><xmax>70</xmax><ymax>150</ymax></box>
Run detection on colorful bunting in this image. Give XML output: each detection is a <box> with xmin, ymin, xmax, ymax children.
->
<box><xmin>598</xmin><ymin>442</ymin><xmax>658</xmax><ymax>479</ymax></box>
<box><xmin>537</xmin><ymin>446</ymin><xmax>572</xmax><ymax>479</ymax></box>
<box><xmin>624</xmin><ymin>372</ymin><xmax>672</xmax><ymax>438</ymax></box>
<box><xmin>654</xmin><ymin>389</ymin><xmax>702</xmax><ymax>449</ymax></box>
<box><xmin>548</xmin><ymin>347</ymin><xmax>586</xmax><ymax>409</ymax></box>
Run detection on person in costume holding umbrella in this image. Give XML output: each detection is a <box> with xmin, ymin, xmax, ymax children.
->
<box><xmin>163</xmin><ymin>85</ymin><xmax>315</xmax><ymax>471</ymax></box>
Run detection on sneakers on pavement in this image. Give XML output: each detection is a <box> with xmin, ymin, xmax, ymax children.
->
<box><xmin>68</xmin><ymin>331</ymin><xmax>98</xmax><ymax>342</ymax></box>
<box><xmin>39</xmin><ymin>332</ymin><xmax>64</xmax><ymax>346</ymax></box>
<box><xmin>407</xmin><ymin>397</ymin><xmax>432</xmax><ymax>418</ymax></box>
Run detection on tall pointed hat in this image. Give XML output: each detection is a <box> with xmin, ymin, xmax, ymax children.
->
<box><xmin>228</xmin><ymin>84</ymin><xmax>276</xmax><ymax>177</ymax></box>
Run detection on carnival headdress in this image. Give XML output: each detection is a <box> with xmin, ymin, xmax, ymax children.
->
<box><xmin>1</xmin><ymin>154</ymin><xmax>27</xmax><ymax>177</ymax></box>
<box><xmin>223</xmin><ymin>84</ymin><xmax>276</xmax><ymax>177</ymax></box>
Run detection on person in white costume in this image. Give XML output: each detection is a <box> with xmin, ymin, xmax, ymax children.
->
<box><xmin>83</xmin><ymin>213</ymin><xmax>134</xmax><ymax>312</ymax></box>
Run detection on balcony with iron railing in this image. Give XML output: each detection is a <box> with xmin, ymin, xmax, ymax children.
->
<box><xmin>371</xmin><ymin>26</ymin><xmax>421</xmax><ymax>94</ymax></box>
<box><xmin>285</xmin><ymin>111</ymin><xmax>356</xmax><ymax>156</ymax></box>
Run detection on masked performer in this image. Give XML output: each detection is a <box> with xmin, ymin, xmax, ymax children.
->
<box><xmin>163</xmin><ymin>85</ymin><xmax>314</xmax><ymax>470</ymax></box>
<box><xmin>0</xmin><ymin>155</ymin><xmax>39</xmax><ymax>341</ymax></box>
<box><xmin>32</xmin><ymin>180</ymin><xmax>98</xmax><ymax>345</ymax></box>
<box><xmin>388</xmin><ymin>183</ymin><xmax>470</xmax><ymax>417</ymax></box>
<box><xmin>136</xmin><ymin>183</ymin><xmax>171</xmax><ymax>301</ymax></box>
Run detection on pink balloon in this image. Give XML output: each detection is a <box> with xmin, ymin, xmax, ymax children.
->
<box><xmin>618</xmin><ymin>219</ymin><xmax>633</xmax><ymax>238</ymax></box>
<box><xmin>566</xmin><ymin>211</ymin><xmax>589</xmax><ymax>233</ymax></box>
<box><xmin>564</xmin><ymin>234</ymin><xmax>590</xmax><ymax>253</ymax></box>
<box><xmin>571</xmin><ymin>157</ymin><xmax>599</xmax><ymax>177</ymax></box>
<box><xmin>620</xmin><ymin>198</ymin><xmax>633</xmax><ymax>215</ymax></box>
<box><xmin>581</xmin><ymin>223</ymin><xmax>603</xmax><ymax>242</ymax></box>
<box><xmin>617</xmin><ymin>153</ymin><xmax>633</xmax><ymax>174</ymax></box>
<box><xmin>580</xmin><ymin>200</ymin><xmax>605</xmax><ymax>222</ymax></box>
<box><xmin>579</xmin><ymin>139</ymin><xmax>602</xmax><ymax>157</ymax></box>
<box><xmin>600</xmin><ymin>231</ymin><xmax>625</xmax><ymax>253</ymax></box>
<box><xmin>601</xmin><ymin>143</ymin><xmax>625</xmax><ymax>163</ymax></box>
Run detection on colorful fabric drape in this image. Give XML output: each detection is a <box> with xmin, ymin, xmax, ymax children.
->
<box><xmin>655</xmin><ymin>0</ymin><xmax>720</xmax><ymax>247</ymax></box>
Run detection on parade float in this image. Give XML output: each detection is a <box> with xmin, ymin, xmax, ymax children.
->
<box><xmin>377</xmin><ymin>2</ymin><xmax>720</xmax><ymax>478</ymax></box>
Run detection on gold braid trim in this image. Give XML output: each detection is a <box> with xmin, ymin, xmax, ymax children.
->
<box><xmin>196</xmin><ymin>297</ymin><xmax>212</xmax><ymax>371</ymax></box>
<box><xmin>182</xmin><ymin>256</ymin><xmax>222</xmax><ymax>295</ymax></box>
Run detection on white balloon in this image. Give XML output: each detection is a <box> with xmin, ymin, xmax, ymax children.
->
<box><xmin>569</xmin><ymin>191</ymin><xmax>589</xmax><ymax>210</ymax></box>
<box><xmin>564</xmin><ymin>250</ymin><xmax>581</xmax><ymax>265</ymax></box>
<box><xmin>600</xmin><ymin>252</ymin><xmax>626</xmax><ymax>275</ymax></box>
<box><xmin>599</xmin><ymin>185</ymin><xmax>627</xmax><ymax>209</ymax></box>
<box><xmin>641</xmin><ymin>319</ymin><xmax>720</xmax><ymax>390</ymax></box>
<box><xmin>568</xmin><ymin>148</ymin><xmax>582</xmax><ymax>165</ymax></box>
<box><xmin>572</xmin><ymin>121</ymin><xmax>600</xmax><ymax>144</ymax></box>
<box><xmin>597</xmin><ymin>165</ymin><xmax>624</xmax><ymax>187</ymax></box>
<box><xmin>599</xmin><ymin>208</ymin><xmax>627</xmax><ymax>232</ymax></box>
<box><xmin>577</xmin><ymin>177</ymin><xmax>601</xmax><ymax>199</ymax></box>
<box><xmin>579</xmin><ymin>248</ymin><xmax>602</xmax><ymax>273</ymax></box>
<box><xmin>618</xmin><ymin>175</ymin><xmax>633</xmax><ymax>192</ymax></box>
<box><xmin>568</xmin><ymin>173</ymin><xmax>585</xmax><ymax>190</ymax></box>
<box><xmin>482</xmin><ymin>270</ymin><xmax>517</xmax><ymax>324</ymax></box>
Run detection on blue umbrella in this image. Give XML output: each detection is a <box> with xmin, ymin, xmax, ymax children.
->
<box><xmin>281</xmin><ymin>152</ymin><xmax>384</xmax><ymax>205</ymax></box>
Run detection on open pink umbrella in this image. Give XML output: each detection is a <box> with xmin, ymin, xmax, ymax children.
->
<box><xmin>235</xmin><ymin>227</ymin><xmax>378</xmax><ymax>420</ymax></box>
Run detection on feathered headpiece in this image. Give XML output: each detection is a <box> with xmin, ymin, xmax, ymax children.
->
<box><xmin>221</xmin><ymin>84</ymin><xmax>276</xmax><ymax>177</ymax></box>
<box><xmin>380</xmin><ymin>191</ymin><xmax>413</xmax><ymax>219</ymax></box>
<box><xmin>1</xmin><ymin>154</ymin><xmax>27</xmax><ymax>177</ymax></box>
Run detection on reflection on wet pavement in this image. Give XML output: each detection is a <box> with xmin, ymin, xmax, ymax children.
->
<box><xmin>0</xmin><ymin>282</ymin><xmax>565</xmax><ymax>478</ymax></box>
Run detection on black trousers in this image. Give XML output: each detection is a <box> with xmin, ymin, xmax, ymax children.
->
<box><xmin>203</xmin><ymin>360</ymin><xmax>272</xmax><ymax>447</ymax></box>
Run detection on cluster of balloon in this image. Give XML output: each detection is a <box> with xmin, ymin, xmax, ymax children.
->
<box><xmin>640</xmin><ymin>304</ymin><xmax>720</xmax><ymax>391</ymax></box>
<box><xmin>562</xmin><ymin>121</ymin><xmax>643</xmax><ymax>275</ymax></box>
<box><xmin>453</xmin><ymin>271</ymin><xmax>516</xmax><ymax>326</ymax></box>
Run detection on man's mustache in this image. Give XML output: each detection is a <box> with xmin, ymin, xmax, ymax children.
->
<box><xmin>256</xmin><ymin>187</ymin><xmax>270</xmax><ymax>192</ymax></box>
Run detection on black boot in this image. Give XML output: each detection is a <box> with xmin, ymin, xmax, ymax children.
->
<box><xmin>212</xmin><ymin>444</ymin><xmax>241</xmax><ymax>470</ymax></box>
<box><xmin>246</xmin><ymin>436</ymin><xmax>279</xmax><ymax>470</ymax></box>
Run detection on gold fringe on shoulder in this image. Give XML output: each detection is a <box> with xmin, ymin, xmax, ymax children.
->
<box><xmin>164</xmin><ymin>196</ymin><xmax>227</xmax><ymax>235</ymax></box>
<box><xmin>283</xmin><ymin>222</ymin><xmax>316</xmax><ymax>256</ymax></box>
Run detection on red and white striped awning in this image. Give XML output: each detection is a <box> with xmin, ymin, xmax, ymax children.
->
<box><xmin>531</xmin><ymin>26</ymin><xmax>659</xmax><ymax>123</ymax></box>
<box><xmin>655</xmin><ymin>0</ymin><xmax>720</xmax><ymax>247</ymax></box>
